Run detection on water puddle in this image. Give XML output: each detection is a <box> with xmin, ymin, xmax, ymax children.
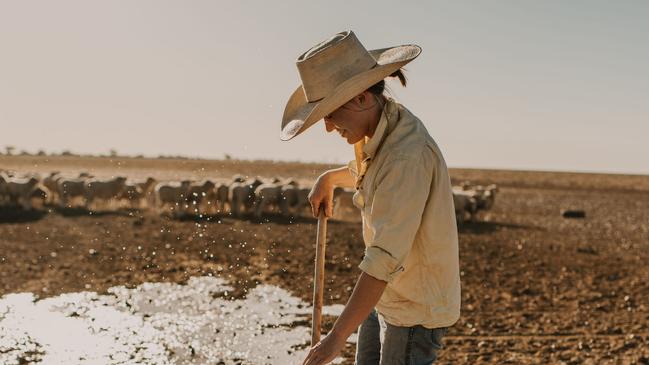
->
<box><xmin>0</xmin><ymin>277</ymin><xmax>349</xmax><ymax>364</ymax></box>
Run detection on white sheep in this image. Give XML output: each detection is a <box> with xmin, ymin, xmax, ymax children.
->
<box><xmin>213</xmin><ymin>183</ymin><xmax>230</xmax><ymax>214</ymax></box>
<box><xmin>332</xmin><ymin>187</ymin><xmax>360</xmax><ymax>222</ymax></box>
<box><xmin>475</xmin><ymin>184</ymin><xmax>499</xmax><ymax>211</ymax></box>
<box><xmin>279</xmin><ymin>181</ymin><xmax>302</xmax><ymax>217</ymax></box>
<box><xmin>57</xmin><ymin>177</ymin><xmax>87</xmax><ymax>208</ymax></box>
<box><xmin>0</xmin><ymin>172</ymin><xmax>8</xmax><ymax>205</ymax></box>
<box><xmin>185</xmin><ymin>180</ymin><xmax>217</xmax><ymax>215</ymax></box>
<box><xmin>255</xmin><ymin>179</ymin><xmax>298</xmax><ymax>218</ymax></box>
<box><xmin>155</xmin><ymin>180</ymin><xmax>192</xmax><ymax>214</ymax></box>
<box><xmin>42</xmin><ymin>172</ymin><xmax>62</xmax><ymax>205</ymax></box>
<box><xmin>229</xmin><ymin>177</ymin><xmax>263</xmax><ymax>217</ymax></box>
<box><xmin>119</xmin><ymin>177</ymin><xmax>158</xmax><ymax>209</ymax></box>
<box><xmin>84</xmin><ymin>176</ymin><xmax>128</xmax><ymax>210</ymax></box>
<box><xmin>4</xmin><ymin>175</ymin><xmax>51</xmax><ymax>210</ymax></box>
<box><xmin>452</xmin><ymin>188</ymin><xmax>478</xmax><ymax>225</ymax></box>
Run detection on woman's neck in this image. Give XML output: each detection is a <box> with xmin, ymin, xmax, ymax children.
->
<box><xmin>366</xmin><ymin>95</ymin><xmax>386</xmax><ymax>138</ymax></box>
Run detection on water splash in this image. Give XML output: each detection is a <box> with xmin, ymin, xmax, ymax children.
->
<box><xmin>0</xmin><ymin>277</ymin><xmax>346</xmax><ymax>364</ymax></box>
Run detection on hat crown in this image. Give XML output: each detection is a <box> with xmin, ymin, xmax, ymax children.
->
<box><xmin>296</xmin><ymin>31</ymin><xmax>377</xmax><ymax>103</ymax></box>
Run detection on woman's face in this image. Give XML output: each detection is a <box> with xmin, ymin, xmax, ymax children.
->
<box><xmin>323</xmin><ymin>93</ymin><xmax>376</xmax><ymax>144</ymax></box>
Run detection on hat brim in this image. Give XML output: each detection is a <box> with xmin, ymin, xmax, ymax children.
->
<box><xmin>281</xmin><ymin>44</ymin><xmax>421</xmax><ymax>141</ymax></box>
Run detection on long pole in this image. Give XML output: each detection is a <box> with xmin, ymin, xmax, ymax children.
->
<box><xmin>311</xmin><ymin>141</ymin><xmax>362</xmax><ymax>345</ymax></box>
<box><xmin>311</xmin><ymin>209</ymin><xmax>328</xmax><ymax>345</ymax></box>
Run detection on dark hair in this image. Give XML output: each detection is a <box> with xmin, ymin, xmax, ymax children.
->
<box><xmin>366</xmin><ymin>68</ymin><xmax>407</xmax><ymax>96</ymax></box>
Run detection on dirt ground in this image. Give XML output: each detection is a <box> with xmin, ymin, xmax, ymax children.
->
<box><xmin>1</xmin><ymin>155</ymin><xmax>648</xmax><ymax>364</ymax></box>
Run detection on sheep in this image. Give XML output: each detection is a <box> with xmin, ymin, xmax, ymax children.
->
<box><xmin>25</xmin><ymin>184</ymin><xmax>51</xmax><ymax>210</ymax></box>
<box><xmin>452</xmin><ymin>188</ymin><xmax>478</xmax><ymax>225</ymax></box>
<box><xmin>0</xmin><ymin>170</ymin><xmax>16</xmax><ymax>178</ymax></box>
<box><xmin>57</xmin><ymin>177</ymin><xmax>87</xmax><ymax>208</ymax></box>
<box><xmin>214</xmin><ymin>183</ymin><xmax>230</xmax><ymax>213</ymax></box>
<box><xmin>290</xmin><ymin>186</ymin><xmax>313</xmax><ymax>218</ymax></box>
<box><xmin>283</xmin><ymin>185</ymin><xmax>354</xmax><ymax>219</ymax></box>
<box><xmin>475</xmin><ymin>184</ymin><xmax>499</xmax><ymax>211</ymax></box>
<box><xmin>255</xmin><ymin>179</ymin><xmax>298</xmax><ymax>218</ymax></box>
<box><xmin>155</xmin><ymin>180</ymin><xmax>192</xmax><ymax>214</ymax></box>
<box><xmin>42</xmin><ymin>172</ymin><xmax>62</xmax><ymax>205</ymax></box>
<box><xmin>279</xmin><ymin>181</ymin><xmax>303</xmax><ymax>217</ymax></box>
<box><xmin>332</xmin><ymin>187</ymin><xmax>360</xmax><ymax>222</ymax></box>
<box><xmin>4</xmin><ymin>176</ymin><xmax>41</xmax><ymax>209</ymax></box>
<box><xmin>119</xmin><ymin>177</ymin><xmax>158</xmax><ymax>209</ymax></box>
<box><xmin>137</xmin><ymin>177</ymin><xmax>158</xmax><ymax>207</ymax></box>
<box><xmin>0</xmin><ymin>172</ymin><xmax>8</xmax><ymax>205</ymax></box>
<box><xmin>84</xmin><ymin>176</ymin><xmax>128</xmax><ymax>210</ymax></box>
<box><xmin>185</xmin><ymin>180</ymin><xmax>217</xmax><ymax>215</ymax></box>
<box><xmin>231</xmin><ymin>174</ymin><xmax>246</xmax><ymax>183</ymax></box>
<box><xmin>229</xmin><ymin>177</ymin><xmax>263</xmax><ymax>217</ymax></box>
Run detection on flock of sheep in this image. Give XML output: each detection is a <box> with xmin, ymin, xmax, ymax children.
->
<box><xmin>0</xmin><ymin>170</ymin><xmax>497</xmax><ymax>224</ymax></box>
<box><xmin>452</xmin><ymin>182</ymin><xmax>499</xmax><ymax>224</ymax></box>
<box><xmin>0</xmin><ymin>171</ymin><xmax>356</xmax><ymax>220</ymax></box>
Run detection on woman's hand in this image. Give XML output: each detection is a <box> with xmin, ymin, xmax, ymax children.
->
<box><xmin>308</xmin><ymin>172</ymin><xmax>335</xmax><ymax>218</ymax></box>
<box><xmin>302</xmin><ymin>272</ymin><xmax>387</xmax><ymax>365</ymax></box>
<box><xmin>302</xmin><ymin>333</ymin><xmax>346</xmax><ymax>365</ymax></box>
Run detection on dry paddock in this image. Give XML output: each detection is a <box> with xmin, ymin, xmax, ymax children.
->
<box><xmin>1</xmin><ymin>155</ymin><xmax>648</xmax><ymax>364</ymax></box>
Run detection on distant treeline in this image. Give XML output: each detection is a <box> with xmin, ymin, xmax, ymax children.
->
<box><xmin>0</xmin><ymin>146</ymin><xmax>235</xmax><ymax>161</ymax></box>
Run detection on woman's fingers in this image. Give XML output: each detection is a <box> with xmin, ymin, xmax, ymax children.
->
<box><xmin>302</xmin><ymin>344</ymin><xmax>323</xmax><ymax>365</ymax></box>
<box><xmin>309</xmin><ymin>197</ymin><xmax>319</xmax><ymax>217</ymax></box>
<box><xmin>326</xmin><ymin>198</ymin><xmax>333</xmax><ymax>218</ymax></box>
<box><xmin>311</xmin><ymin>199</ymin><xmax>332</xmax><ymax>218</ymax></box>
<box><xmin>308</xmin><ymin>177</ymin><xmax>334</xmax><ymax>218</ymax></box>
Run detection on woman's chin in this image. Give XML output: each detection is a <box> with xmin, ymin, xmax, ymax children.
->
<box><xmin>347</xmin><ymin>135</ymin><xmax>364</xmax><ymax>144</ymax></box>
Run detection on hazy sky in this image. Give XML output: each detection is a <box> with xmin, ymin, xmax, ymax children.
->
<box><xmin>1</xmin><ymin>1</ymin><xmax>647</xmax><ymax>174</ymax></box>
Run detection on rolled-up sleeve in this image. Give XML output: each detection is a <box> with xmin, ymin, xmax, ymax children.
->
<box><xmin>358</xmin><ymin>147</ymin><xmax>435</xmax><ymax>282</ymax></box>
<box><xmin>347</xmin><ymin>159</ymin><xmax>358</xmax><ymax>180</ymax></box>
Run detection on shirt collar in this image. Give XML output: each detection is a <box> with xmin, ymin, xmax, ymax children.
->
<box><xmin>362</xmin><ymin>97</ymin><xmax>398</xmax><ymax>160</ymax></box>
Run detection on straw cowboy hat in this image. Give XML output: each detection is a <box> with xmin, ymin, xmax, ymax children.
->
<box><xmin>280</xmin><ymin>30</ymin><xmax>421</xmax><ymax>141</ymax></box>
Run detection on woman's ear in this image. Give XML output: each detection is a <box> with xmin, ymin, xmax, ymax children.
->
<box><xmin>355</xmin><ymin>92</ymin><xmax>368</xmax><ymax>106</ymax></box>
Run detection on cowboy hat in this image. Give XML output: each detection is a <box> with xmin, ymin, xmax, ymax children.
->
<box><xmin>280</xmin><ymin>30</ymin><xmax>421</xmax><ymax>141</ymax></box>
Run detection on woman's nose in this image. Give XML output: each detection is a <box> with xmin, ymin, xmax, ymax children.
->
<box><xmin>324</xmin><ymin>119</ymin><xmax>335</xmax><ymax>132</ymax></box>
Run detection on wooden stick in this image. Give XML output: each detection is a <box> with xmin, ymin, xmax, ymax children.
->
<box><xmin>311</xmin><ymin>140</ymin><xmax>362</xmax><ymax>344</ymax></box>
<box><xmin>311</xmin><ymin>209</ymin><xmax>328</xmax><ymax>345</ymax></box>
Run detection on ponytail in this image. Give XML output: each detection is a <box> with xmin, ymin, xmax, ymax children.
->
<box><xmin>390</xmin><ymin>68</ymin><xmax>407</xmax><ymax>87</ymax></box>
<box><xmin>366</xmin><ymin>67</ymin><xmax>407</xmax><ymax>96</ymax></box>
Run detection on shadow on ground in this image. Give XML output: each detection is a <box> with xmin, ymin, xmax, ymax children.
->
<box><xmin>171</xmin><ymin>211</ymin><xmax>360</xmax><ymax>226</ymax></box>
<box><xmin>55</xmin><ymin>207</ymin><xmax>139</xmax><ymax>218</ymax></box>
<box><xmin>0</xmin><ymin>207</ymin><xmax>48</xmax><ymax>224</ymax></box>
<box><xmin>458</xmin><ymin>220</ymin><xmax>542</xmax><ymax>234</ymax></box>
<box><xmin>1</xmin><ymin>205</ymin><xmax>530</xmax><ymax>235</ymax></box>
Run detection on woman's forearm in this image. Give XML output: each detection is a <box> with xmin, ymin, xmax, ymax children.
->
<box><xmin>322</xmin><ymin>166</ymin><xmax>356</xmax><ymax>189</ymax></box>
<box><xmin>328</xmin><ymin>272</ymin><xmax>387</xmax><ymax>342</ymax></box>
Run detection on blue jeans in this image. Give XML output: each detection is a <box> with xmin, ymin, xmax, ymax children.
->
<box><xmin>355</xmin><ymin>309</ymin><xmax>447</xmax><ymax>365</ymax></box>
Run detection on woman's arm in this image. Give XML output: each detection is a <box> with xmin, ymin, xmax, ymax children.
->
<box><xmin>308</xmin><ymin>166</ymin><xmax>356</xmax><ymax>217</ymax></box>
<box><xmin>329</xmin><ymin>271</ymin><xmax>387</xmax><ymax>339</ymax></box>
<box><xmin>323</xmin><ymin>165</ymin><xmax>356</xmax><ymax>189</ymax></box>
<box><xmin>302</xmin><ymin>272</ymin><xmax>387</xmax><ymax>365</ymax></box>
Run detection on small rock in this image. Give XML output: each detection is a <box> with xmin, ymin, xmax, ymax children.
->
<box><xmin>562</xmin><ymin>209</ymin><xmax>586</xmax><ymax>218</ymax></box>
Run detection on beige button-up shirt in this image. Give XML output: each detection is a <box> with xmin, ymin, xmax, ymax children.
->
<box><xmin>347</xmin><ymin>97</ymin><xmax>461</xmax><ymax>329</ymax></box>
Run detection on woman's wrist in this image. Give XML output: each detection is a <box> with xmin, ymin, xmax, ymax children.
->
<box><xmin>327</xmin><ymin>325</ymin><xmax>351</xmax><ymax>347</ymax></box>
<box><xmin>316</xmin><ymin>170</ymin><xmax>334</xmax><ymax>187</ymax></box>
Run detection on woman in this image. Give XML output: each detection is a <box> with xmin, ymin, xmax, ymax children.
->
<box><xmin>281</xmin><ymin>31</ymin><xmax>461</xmax><ymax>365</ymax></box>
